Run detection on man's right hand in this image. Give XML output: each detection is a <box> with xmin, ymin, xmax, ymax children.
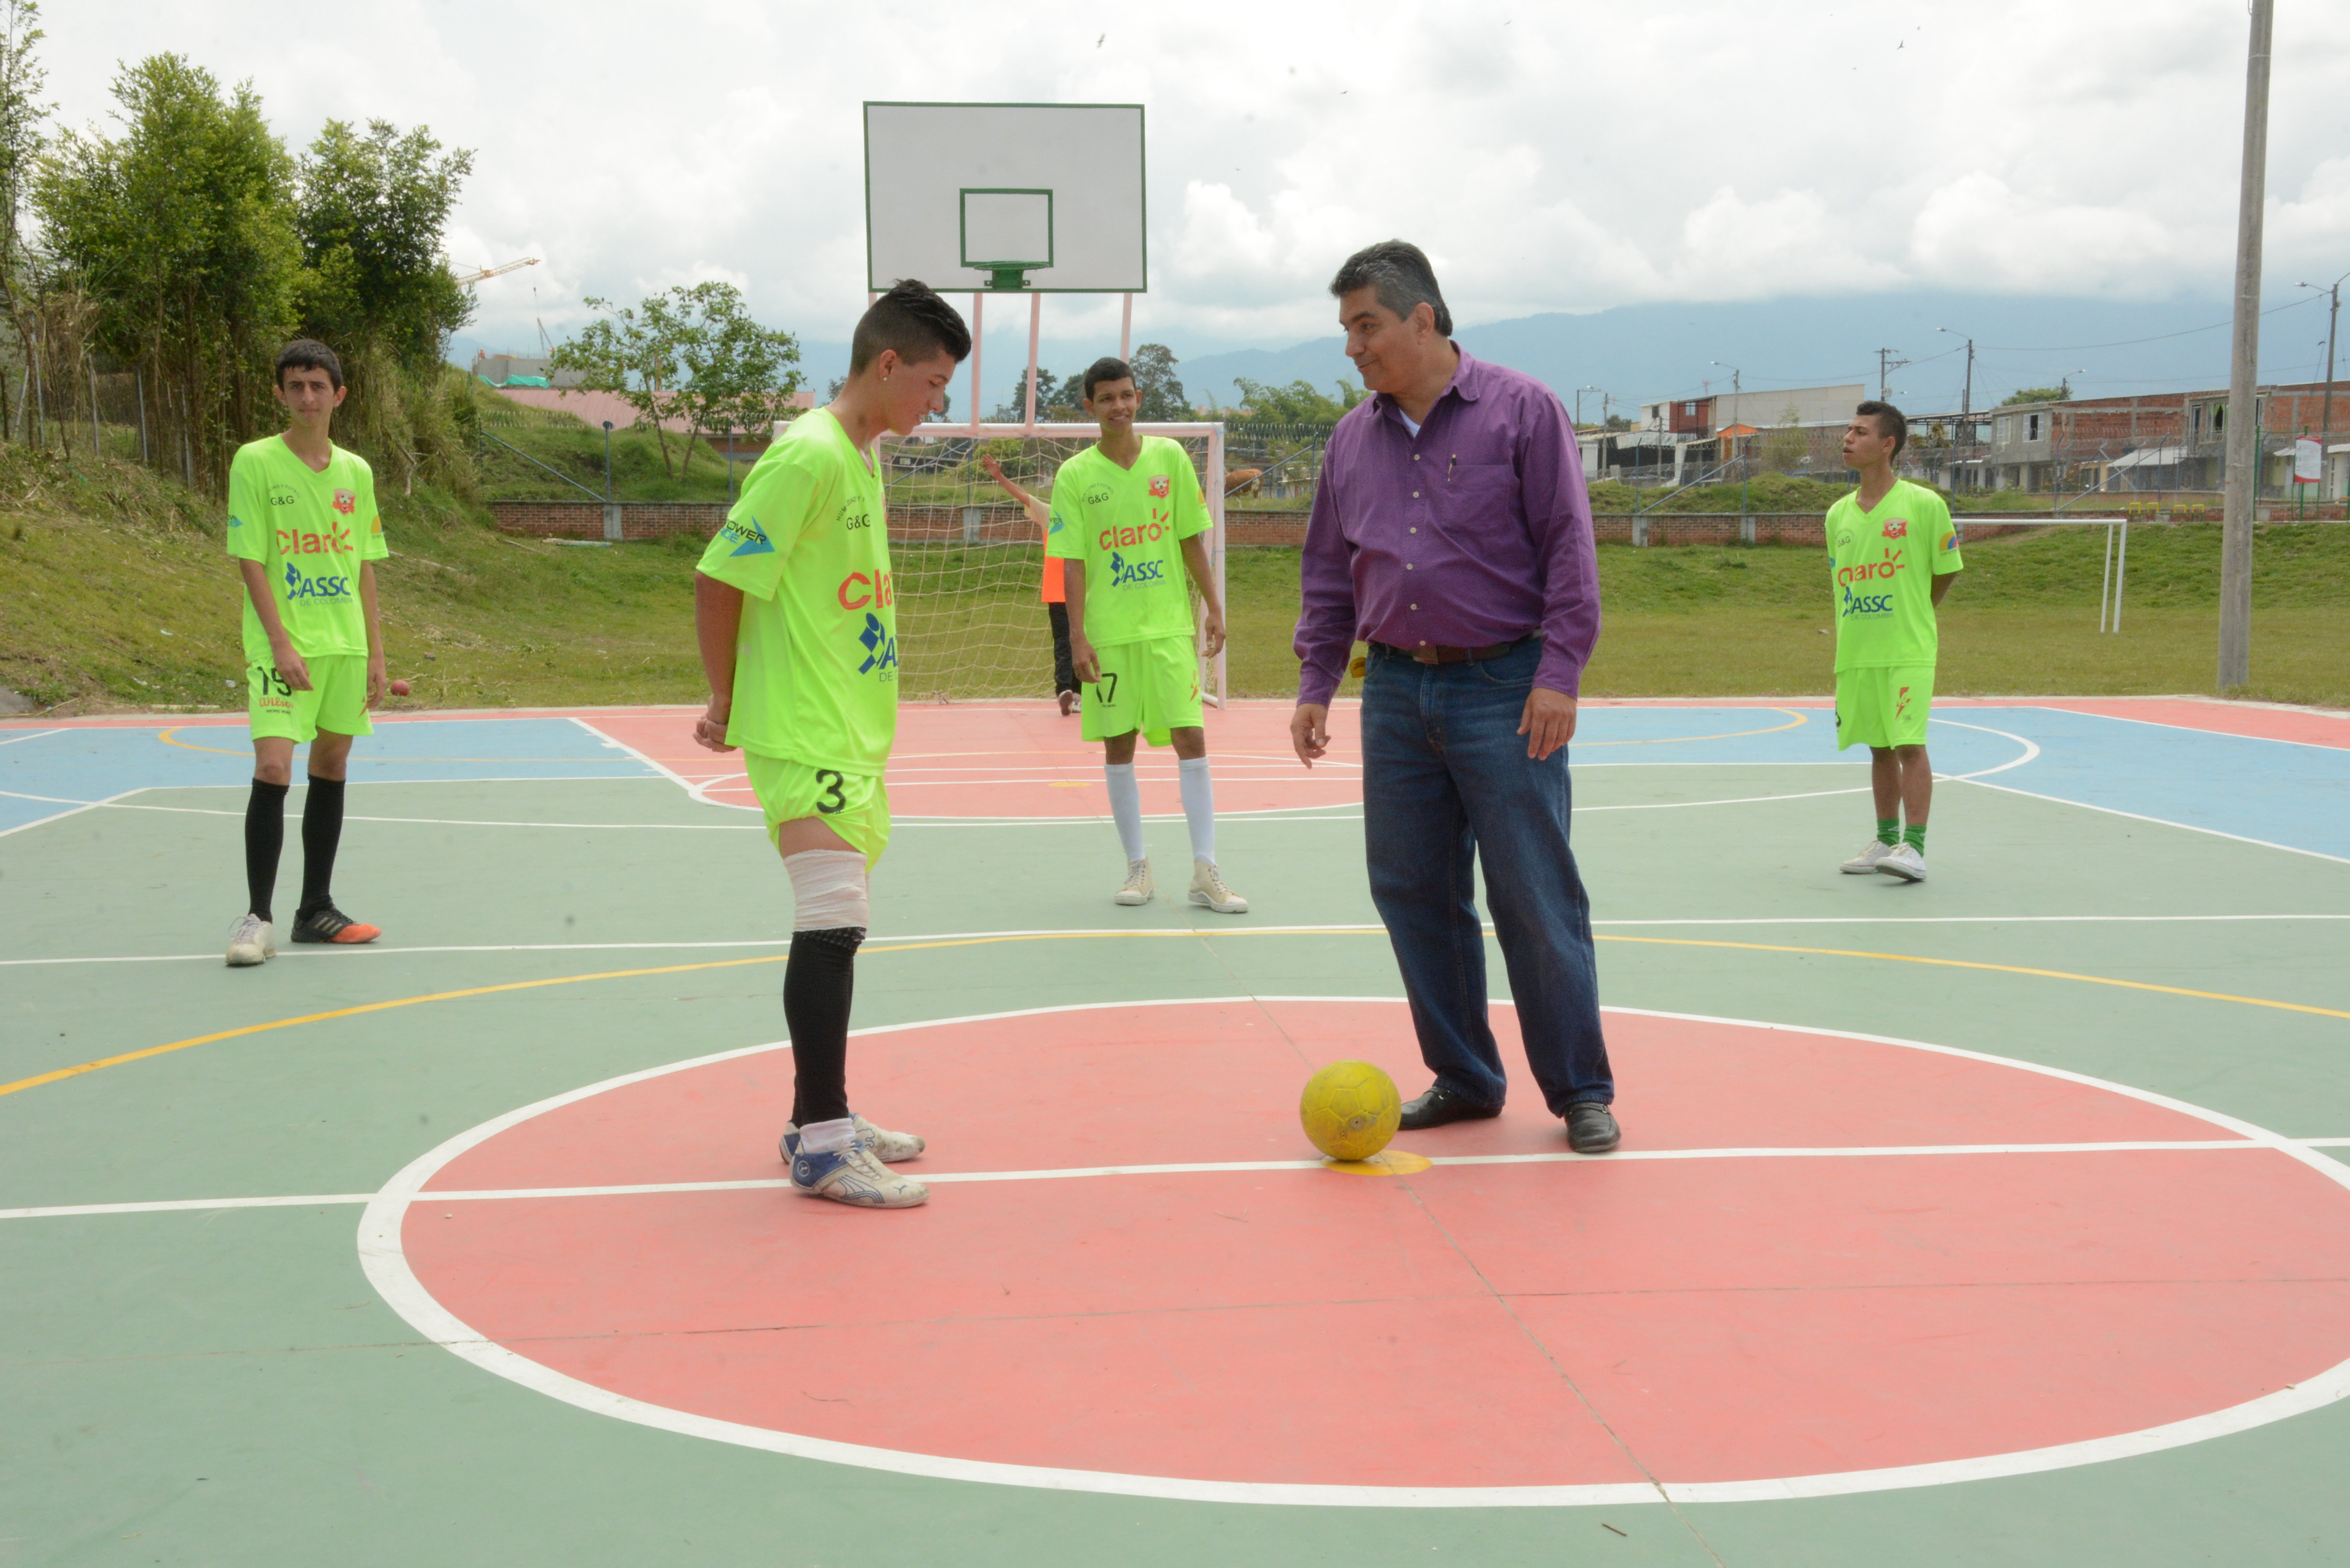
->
<box><xmin>271</xmin><ymin>641</ymin><xmax>313</xmax><ymax>693</ymax></box>
<box><xmin>1291</xmin><ymin>703</ymin><xmax>1330</xmax><ymax>768</ymax></box>
<box><xmin>693</xmin><ymin>697</ymin><xmax>736</xmax><ymax>753</ymax></box>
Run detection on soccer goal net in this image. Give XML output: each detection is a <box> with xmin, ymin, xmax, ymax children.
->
<box><xmin>877</xmin><ymin>421</ymin><xmax>1227</xmax><ymax>705</ymax></box>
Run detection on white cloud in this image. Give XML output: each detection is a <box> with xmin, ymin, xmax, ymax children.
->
<box><xmin>38</xmin><ymin>0</ymin><xmax>2350</xmax><ymax>358</ymax></box>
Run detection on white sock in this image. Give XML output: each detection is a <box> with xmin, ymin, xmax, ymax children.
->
<box><xmin>1104</xmin><ymin>762</ymin><xmax>1146</xmax><ymax>863</ymax></box>
<box><xmin>798</xmin><ymin>1116</ymin><xmax>857</xmax><ymax>1154</ymax></box>
<box><xmin>1179</xmin><ymin>756</ymin><xmax>1216</xmax><ymax>865</ymax></box>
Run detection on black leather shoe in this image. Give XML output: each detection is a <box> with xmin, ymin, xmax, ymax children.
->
<box><xmin>1565</xmin><ymin>1101</ymin><xmax>1620</xmax><ymax>1154</ymax></box>
<box><xmin>1398</xmin><ymin>1084</ymin><xmax>1503</xmax><ymax>1131</ymax></box>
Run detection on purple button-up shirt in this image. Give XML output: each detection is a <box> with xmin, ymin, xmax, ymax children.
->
<box><xmin>1294</xmin><ymin>349</ymin><xmax>1601</xmax><ymax>705</ymax></box>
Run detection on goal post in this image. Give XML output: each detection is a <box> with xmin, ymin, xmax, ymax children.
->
<box><xmin>878</xmin><ymin>421</ymin><xmax>1227</xmax><ymax>708</ymax></box>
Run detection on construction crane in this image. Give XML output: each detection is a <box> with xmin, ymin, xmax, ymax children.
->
<box><xmin>452</xmin><ymin>257</ymin><xmax>540</xmax><ymax>288</ymax></box>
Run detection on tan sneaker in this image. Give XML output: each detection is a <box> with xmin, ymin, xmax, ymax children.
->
<box><xmin>1115</xmin><ymin>860</ymin><xmax>1153</xmax><ymax>906</ymax></box>
<box><xmin>786</xmin><ymin>1136</ymin><xmax>929</xmax><ymax>1208</ymax></box>
<box><xmin>1188</xmin><ymin>859</ymin><xmax>1248</xmax><ymax>914</ymax></box>
<box><xmin>225</xmin><ymin>914</ymin><xmax>274</xmax><ymax>967</ymax></box>
<box><xmin>853</xmin><ymin>1114</ymin><xmax>925</xmax><ymax>1162</ymax></box>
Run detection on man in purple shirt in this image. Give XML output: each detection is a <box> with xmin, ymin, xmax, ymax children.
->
<box><xmin>1290</xmin><ymin>241</ymin><xmax>1618</xmax><ymax>1155</ymax></box>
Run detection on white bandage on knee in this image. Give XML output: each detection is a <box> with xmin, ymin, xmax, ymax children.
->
<box><xmin>784</xmin><ymin>848</ymin><xmax>870</xmax><ymax>931</ymax></box>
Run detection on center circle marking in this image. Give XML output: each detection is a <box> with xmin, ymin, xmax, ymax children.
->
<box><xmin>359</xmin><ymin>999</ymin><xmax>2350</xmax><ymax>1507</ymax></box>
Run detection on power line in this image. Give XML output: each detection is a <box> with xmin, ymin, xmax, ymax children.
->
<box><xmin>1979</xmin><ymin>292</ymin><xmax>2319</xmax><ymax>354</ymax></box>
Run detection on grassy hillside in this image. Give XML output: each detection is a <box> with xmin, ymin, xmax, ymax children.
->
<box><xmin>3</xmin><ymin>444</ymin><xmax>2344</xmax><ymax>714</ymax></box>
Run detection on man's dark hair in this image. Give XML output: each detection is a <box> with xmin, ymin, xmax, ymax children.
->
<box><xmin>1081</xmin><ymin>356</ymin><xmax>1132</xmax><ymax>402</ymax></box>
<box><xmin>850</xmin><ymin>280</ymin><xmax>971</xmax><ymax>375</ymax></box>
<box><xmin>1328</xmin><ymin>240</ymin><xmax>1452</xmax><ymax>336</ymax></box>
<box><xmin>1856</xmin><ymin>399</ymin><xmax>1908</xmax><ymax>458</ymax></box>
<box><xmin>277</xmin><ymin>339</ymin><xmax>344</xmax><ymax>391</ymax></box>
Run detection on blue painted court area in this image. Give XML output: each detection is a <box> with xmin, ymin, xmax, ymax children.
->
<box><xmin>0</xmin><ymin>718</ymin><xmax>662</xmax><ymax>835</ymax></box>
<box><xmin>1935</xmin><ymin>707</ymin><xmax>2350</xmax><ymax>863</ymax></box>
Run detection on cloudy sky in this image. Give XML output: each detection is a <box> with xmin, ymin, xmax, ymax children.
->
<box><xmin>41</xmin><ymin>0</ymin><xmax>2350</xmax><ymax>362</ymax></box>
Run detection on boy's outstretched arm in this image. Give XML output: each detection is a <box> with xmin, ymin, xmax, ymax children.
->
<box><xmin>694</xmin><ymin>570</ymin><xmax>745</xmax><ymax>752</ymax></box>
<box><xmin>980</xmin><ymin>456</ymin><xmax>1051</xmax><ymax>535</ymax></box>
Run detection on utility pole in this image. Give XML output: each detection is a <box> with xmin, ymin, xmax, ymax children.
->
<box><xmin>1575</xmin><ymin>384</ymin><xmax>1602</xmax><ymax>427</ymax></box>
<box><xmin>2219</xmin><ymin>0</ymin><xmax>2273</xmax><ymax>691</ymax></box>
<box><xmin>1712</xmin><ymin>361</ymin><xmax>1747</xmax><ymax>523</ymax></box>
<box><xmin>1938</xmin><ymin>327</ymin><xmax>1975</xmax><ymax>418</ymax></box>
<box><xmin>1875</xmin><ymin>348</ymin><xmax>1909</xmax><ymax>403</ymax></box>
<box><xmin>2302</xmin><ymin>269</ymin><xmax>2346</xmax><ymax>495</ymax></box>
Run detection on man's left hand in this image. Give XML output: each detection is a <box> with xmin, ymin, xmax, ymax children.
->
<box><xmin>366</xmin><ymin>656</ymin><xmax>387</xmax><ymax>709</ymax></box>
<box><xmin>1199</xmin><ymin>608</ymin><xmax>1226</xmax><ymax>659</ymax></box>
<box><xmin>1518</xmin><ymin>686</ymin><xmax>1578</xmax><ymax>760</ymax></box>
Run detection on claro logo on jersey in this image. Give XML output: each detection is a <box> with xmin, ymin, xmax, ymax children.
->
<box><xmin>276</xmin><ymin>520</ymin><xmax>354</xmax><ymax>557</ymax></box>
<box><xmin>1097</xmin><ymin>519</ymin><xmax>1169</xmax><ymax>550</ymax></box>
<box><xmin>1108</xmin><ymin>550</ymin><xmax>1165</xmax><ymax>587</ymax></box>
<box><xmin>282</xmin><ymin>561</ymin><xmax>353</xmax><ymax>599</ymax></box>
<box><xmin>837</xmin><ymin>570</ymin><xmax>894</xmax><ymax>609</ymax></box>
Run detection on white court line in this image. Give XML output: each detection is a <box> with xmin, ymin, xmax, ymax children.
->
<box><xmin>0</xmin><ymin>786</ymin><xmax>143</xmax><ymax>839</ymax></box>
<box><xmin>339</xmin><ymin>997</ymin><xmax>2350</xmax><ymax>1511</ymax></box>
<box><xmin>2029</xmin><ymin>702</ymin><xmax>2350</xmax><ymax>753</ymax></box>
<box><xmin>0</xmin><ymin>728</ymin><xmax>64</xmax><ymax>747</ymax></box>
<box><xmin>13</xmin><ymin>1137</ymin><xmax>2337</xmax><ymax>1221</ymax></box>
<box><xmin>1958</xmin><ymin>775</ymin><xmax>2350</xmax><ymax>868</ymax></box>
<box><xmin>9</xmin><ymin>913</ymin><xmax>2350</xmax><ymax>968</ymax></box>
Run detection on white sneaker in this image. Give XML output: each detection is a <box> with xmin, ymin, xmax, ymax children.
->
<box><xmin>853</xmin><ymin>1114</ymin><xmax>925</xmax><ymax>1163</ymax></box>
<box><xmin>1841</xmin><ymin>839</ymin><xmax>1896</xmax><ymax>874</ymax></box>
<box><xmin>1115</xmin><ymin>860</ymin><xmax>1153</xmax><ymax>906</ymax></box>
<box><xmin>1188</xmin><ymin>859</ymin><xmax>1249</xmax><ymax>914</ymax></box>
<box><xmin>1876</xmin><ymin>843</ymin><xmax>1928</xmax><ymax>882</ymax></box>
<box><xmin>225</xmin><ymin>914</ymin><xmax>275</xmax><ymax>967</ymax></box>
<box><xmin>785</xmin><ymin>1133</ymin><xmax>928</xmax><ymax>1208</ymax></box>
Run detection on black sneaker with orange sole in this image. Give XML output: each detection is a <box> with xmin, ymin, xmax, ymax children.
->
<box><xmin>291</xmin><ymin>905</ymin><xmax>382</xmax><ymax>944</ymax></box>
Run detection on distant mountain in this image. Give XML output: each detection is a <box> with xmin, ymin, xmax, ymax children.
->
<box><xmin>460</xmin><ymin>290</ymin><xmax>2337</xmax><ymax>426</ymax></box>
<box><xmin>1172</xmin><ymin>291</ymin><xmax>2332</xmax><ymax>418</ymax></box>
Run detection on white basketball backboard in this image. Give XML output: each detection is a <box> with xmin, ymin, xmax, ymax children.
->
<box><xmin>865</xmin><ymin>103</ymin><xmax>1145</xmax><ymax>293</ymax></box>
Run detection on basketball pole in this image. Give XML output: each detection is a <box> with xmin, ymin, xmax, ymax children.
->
<box><xmin>967</xmin><ymin>292</ymin><xmax>984</xmax><ymax>437</ymax></box>
<box><xmin>1120</xmin><ymin>293</ymin><xmax>1133</xmax><ymax>363</ymax></box>
<box><xmin>1024</xmin><ymin>293</ymin><xmax>1042</xmax><ymax>434</ymax></box>
<box><xmin>2218</xmin><ymin>0</ymin><xmax>2273</xmax><ymax>691</ymax></box>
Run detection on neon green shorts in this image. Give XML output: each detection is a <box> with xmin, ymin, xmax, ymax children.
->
<box><xmin>744</xmin><ymin>751</ymin><xmax>891</xmax><ymax>869</ymax></box>
<box><xmin>248</xmin><ymin>653</ymin><xmax>373</xmax><ymax>743</ymax></box>
<box><xmin>1835</xmin><ymin>665</ymin><xmax>1934</xmax><ymax>751</ymax></box>
<box><xmin>1081</xmin><ymin>634</ymin><xmax>1203</xmax><ymax>747</ymax></box>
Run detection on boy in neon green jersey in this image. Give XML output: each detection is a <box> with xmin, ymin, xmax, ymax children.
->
<box><xmin>1047</xmin><ymin>356</ymin><xmax>1246</xmax><ymax>915</ymax></box>
<box><xmin>1827</xmin><ymin>400</ymin><xmax>1962</xmax><ymax>883</ymax></box>
<box><xmin>222</xmin><ymin>340</ymin><xmax>387</xmax><ymax>967</ymax></box>
<box><xmin>692</xmin><ymin>280</ymin><xmax>969</xmax><ymax>1210</ymax></box>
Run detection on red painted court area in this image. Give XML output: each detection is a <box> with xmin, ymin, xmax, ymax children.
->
<box><xmin>394</xmin><ymin>1001</ymin><xmax>2350</xmax><ymax>1494</ymax></box>
<box><xmin>584</xmin><ymin>702</ymin><xmax>1364</xmax><ymax>818</ymax></box>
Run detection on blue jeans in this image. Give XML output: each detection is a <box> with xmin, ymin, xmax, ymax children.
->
<box><xmin>1360</xmin><ymin>639</ymin><xmax>1613</xmax><ymax>1114</ymax></box>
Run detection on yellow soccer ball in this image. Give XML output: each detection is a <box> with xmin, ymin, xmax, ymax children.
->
<box><xmin>1299</xmin><ymin>1060</ymin><xmax>1403</xmax><ymax>1162</ymax></box>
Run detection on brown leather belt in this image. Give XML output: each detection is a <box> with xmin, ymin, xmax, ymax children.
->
<box><xmin>1373</xmin><ymin>636</ymin><xmax>1533</xmax><ymax>666</ymax></box>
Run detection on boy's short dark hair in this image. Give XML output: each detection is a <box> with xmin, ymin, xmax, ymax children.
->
<box><xmin>1856</xmin><ymin>399</ymin><xmax>1908</xmax><ymax>457</ymax></box>
<box><xmin>1081</xmin><ymin>356</ymin><xmax>1133</xmax><ymax>402</ymax></box>
<box><xmin>849</xmin><ymin>280</ymin><xmax>972</xmax><ymax>375</ymax></box>
<box><xmin>1328</xmin><ymin>240</ymin><xmax>1453</xmax><ymax>336</ymax></box>
<box><xmin>277</xmin><ymin>339</ymin><xmax>344</xmax><ymax>391</ymax></box>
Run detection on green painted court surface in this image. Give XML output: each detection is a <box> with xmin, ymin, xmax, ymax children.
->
<box><xmin>4</xmin><ymin>697</ymin><xmax>2349</xmax><ymax>1566</ymax></box>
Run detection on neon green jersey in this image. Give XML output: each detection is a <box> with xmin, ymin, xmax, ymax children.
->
<box><xmin>1825</xmin><ymin>479</ymin><xmax>1962</xmax><ymax>671</ymax></box>
<box><xmin>1046</xmin><ymin>436</ymin><xmax>1208</xmax><ymax>646</ymax></box>
<box><xmin>696</xmin><ymin>408</ymin><xmax>896</xmax><ymax>774</ymax></box>
<box><xmin>225</xmin><ymin>435</ymin><xmax>385</xmax><ymax>663</ymax></box>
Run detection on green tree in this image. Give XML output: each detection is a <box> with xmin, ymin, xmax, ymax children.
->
<box><xmin>296</xmin><ymin>119</ymin><xmax>473</xmax><ymax>368</ymax></box>
<box><xmin>550</xmin><ymin>282</ymin><xmax>800</xmax><ymax>477</ymax></box>
<box><xmin>34</xmin><ymin>53</ymin><xmax>301</xmax><ymax>490</ymax></box>
<box><xmin>1129</xmin><ymin>342</ymin><xmax>1187</xmax><ymax>420</ymax></box>
<box><xmin>2001</xmin><ymin>385</ymin><xmax>2071</xmax><ymax>406</ymax></box>
<box><xmin>0</xmin><ymin>0</ymin><xmax>47</xmax><ymax>431</ymax></box>
<box><xmin>1231</xmin><ymin>375</ymin><xmax>1364</xmax><ymax>424</ymax></box>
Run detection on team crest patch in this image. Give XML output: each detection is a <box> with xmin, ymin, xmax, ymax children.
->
<box><xmin>1882</xmin><ymin>518</ymin><xmax>1908</xmax><ymax>538</ymax></box>
<box><xmin>1149</xmin><ymin>475</ymin><xmax>1171</xmax><ymax>498</ymax></box>
<box><xmin>333</xmin><ymin>489</ymin><xmax>357</xmax><ymax>515</ymax></box>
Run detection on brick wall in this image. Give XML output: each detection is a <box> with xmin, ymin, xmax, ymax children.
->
<box><xmin>488</xmin><ymin>501</ymin><xmax>728</xmax><ymax>540</ymax></box>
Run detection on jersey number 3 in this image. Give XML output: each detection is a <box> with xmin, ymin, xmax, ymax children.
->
<box><xmin>813</xmin><ymin>769</ymin><xmax>847</xmax><ymax>815</ymax></box>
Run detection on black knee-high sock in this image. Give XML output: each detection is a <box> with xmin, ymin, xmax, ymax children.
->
<box><xmin>298</xmin><ymin>775</ymin><xmax>346</xmax><ymax>917</ymax></box>
<box><xmin>244</xmin><ymin>779</ymin><xmax>289</xmax><ymax>921</ymax></box>
<box><xmin>786</xmin><ymin>926</ymin><xmax>865</xmax><ymax>1125</ymax></box>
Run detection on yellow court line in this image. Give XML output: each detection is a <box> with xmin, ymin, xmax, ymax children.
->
<box><xmin>1596</xmin><ymin>934</ymin><xmax>2350</xmax><ymax>1021</ymax></box>
<box><xmin>6</xmin><ymin>926</ymin><xmax>2341</xmax><ymax>1102</ymax></box>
